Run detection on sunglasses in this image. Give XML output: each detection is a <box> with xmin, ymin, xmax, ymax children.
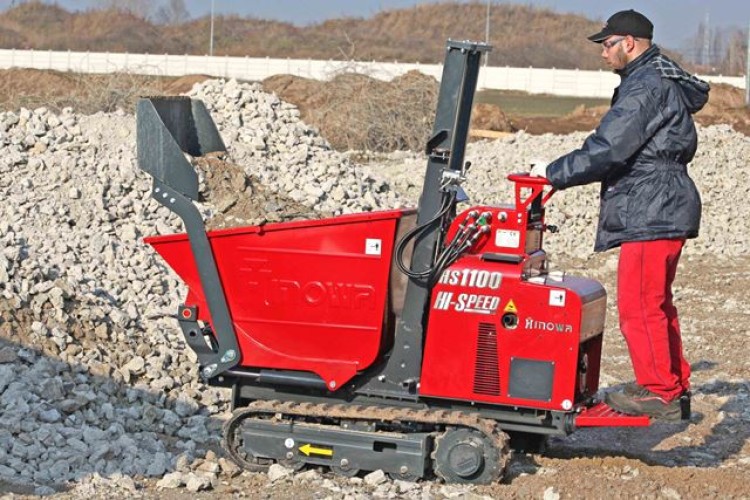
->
<box><xmin>602</xmin><ymin>36</ymin><xmax>626</xmax><ymax>49</ymax></box>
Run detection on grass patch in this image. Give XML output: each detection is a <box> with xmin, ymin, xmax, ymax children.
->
<box><xmin>476</xmin><ymin>89</ymin><xmax>609</xmax><ymax>117</ymax></box>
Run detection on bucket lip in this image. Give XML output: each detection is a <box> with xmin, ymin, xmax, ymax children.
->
<box><xmin>143</xmin><ymin>207</ymin><xmax>416</xmax><ymax>245</ymax></box>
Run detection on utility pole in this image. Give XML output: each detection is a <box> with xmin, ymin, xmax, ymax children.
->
<box><xmin>209</xmin><ymin>0</ymin><xmax>215</xmax><ymax>57</ymax></box>
<box><xmin>484</xmin><ymin>0</ymin><xmax>491</xmax><ymax>67</ymax></box>
<box><xmin>702</xmin><ymin>11</ymin><xmax>710</xmax><ymax>67</ymax></box>
<box><xmin>746</xmin><ymin>19</ymin><xmax>749</xmax><ymax>106</ymax></box>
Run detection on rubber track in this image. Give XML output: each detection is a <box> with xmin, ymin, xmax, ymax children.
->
<box><xmin>222</xmin><ymin>399</ymin><xmax>510</xmax><ymax>480</ymax></box>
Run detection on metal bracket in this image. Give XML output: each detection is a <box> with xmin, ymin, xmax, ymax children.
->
<box><xmin>137</xmin><ymin>97</ymin><xmax>241</xmax><ymax>379</ymax></box>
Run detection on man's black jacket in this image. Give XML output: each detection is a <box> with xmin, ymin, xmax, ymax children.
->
<box><xmin>546</xmin><ymin>45</ymin><xmax>710</xmax><ymax>251</ymax></box>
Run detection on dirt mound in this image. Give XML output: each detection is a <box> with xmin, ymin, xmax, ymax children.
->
<box><xmin>702</xmin><ymin>83</ymin><xmax>746</xmax><ymax>111</ymax></box>
<box><xmin>696</xmin><ymin>83</ymin><xmax>750</xmax><ymax>135</ymax></box>
<box><xmin>471</xmin><ymin>103</ymin><xmax>516</xmax><ymax>132</ymax></box>
<box><xmin>0</xmin><ymin>68</ymin><xmax>78</xmax><ymax>103</ymax></box>
<box><xmin>262</xmin><ymin>74</ymin><xmax>325</xmax><ymax>110</ymax></box>
<box><xmin>0</xmin><ymin>68</ymin><xmax>168</xmax><ymax>114</ymax></box>
<box><xmin>162</xmin><ymin>74</ymin><xmax>213</xmax><ymax>95</ymax></box>
<box><xmin>194</xmin><ymin>152</ymin><xmax>328</xmax><ymax>230</ymax></box>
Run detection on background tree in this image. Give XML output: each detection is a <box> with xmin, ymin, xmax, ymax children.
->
<box><xmin>95</xmin><ymin>0</ymin><xmax>153</xmax><ymax>20</ymax></box>
<box><xmin>154</xmin><ymin>0</ymin><xmax>190</xmax><ymax>25</ymax></box>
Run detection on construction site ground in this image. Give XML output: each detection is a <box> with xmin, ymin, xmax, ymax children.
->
<box><xmin>0</xmin><ymin>68</ymin><xmax>748</xmax><ymax>498</ymax></box>
<box><xmin>3</xmin><ymin>254</ymin><xmax>745</xmax><ymax>499</ymax></box>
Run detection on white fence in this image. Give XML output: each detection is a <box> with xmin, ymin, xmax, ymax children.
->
<box><xmin>0</xmin><ymin>49</ymin><xmax>744</xmax><ymax>98</ymax></box>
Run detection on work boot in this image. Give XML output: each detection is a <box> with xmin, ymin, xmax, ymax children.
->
<box><xmin>616</xmin><ymin>384</ymin><xmax>691</xmax><ymax>420</ymax></box>
<box><xmin>622</xmin><ymin>381</ymin><xmax>645</xmax><ymax>396</ymax></box>
<box><xmin>605</xmin><ymin>387</ymin><xmax>682</xmax><ymax>421</ymax></box>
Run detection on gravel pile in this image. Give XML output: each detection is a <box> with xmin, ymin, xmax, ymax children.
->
<box><xmin>189</xmin><ymin>79</ymin><xmax>405</xmax><ymax>214</ymax></box>
<box><xmin>0</xmin><ymin>80</ymin><xmax>405</xmax><ymax>491</ymax></box>
<box><xmin>0</xmin><ymin>78</ymin><xmax>747</xmax><ymax>493</ymax></box>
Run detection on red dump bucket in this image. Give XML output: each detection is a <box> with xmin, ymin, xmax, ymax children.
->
<box><xmin>145</xmin><ymin>209</ymin><xmax>411</xmax><ymax>389</ymax></box>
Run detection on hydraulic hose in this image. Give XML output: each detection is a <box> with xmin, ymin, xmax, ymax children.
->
<box><xmin>395</xmin><ymin>190</ymin><xmax>457</xmax><ymax>280</ymax></box>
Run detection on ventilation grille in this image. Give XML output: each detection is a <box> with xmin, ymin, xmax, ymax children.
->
<box><xmin>473</xmin><ymin>322</ymin><xmax>500</xmax><ymax>396</ymax></box>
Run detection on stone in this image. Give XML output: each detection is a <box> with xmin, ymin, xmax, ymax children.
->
<box><xmin>156</xmin><ymin>471</ymin><xmax>185</xmax><ymax>489</ymax></box>
<box><xmin>175</xmin><ymin>453</ymin><xmax>192</xmax><ymax>472</ymax></box>
<box><xmin>0</xmin><ymin>347</ymin><xmax>19</xmax><ymax>364</ymax></box>
<box><xmin>122</xmin><ymin>356</ymin><xmax>145</xmax><ymax>374</ymax></box>
<box><xmin>294</xmin><ymin>468</ymin><xmax>322</xmax><ymax>483</ymax></box>
<box><xmin>395</xmin><ymin>479</ymin><xmax>419</xmax><ymax>493</ymax></box>
<box><xmin>174</xmin><ymin>397</ymin><xmax>198</xmax><ymax>417</ymax></box>
<box><xmin>34</xmin><ymin>486</ymin><xmax>57</xmax><ymax>496</ymax></box>
<box><xmin>440</xmin><ymin>485</ymin><xmax>472</xmax><ymax>499</ymax></box>
<box><xmin>544</xmin><ymin>486</ymin><xmax>561</xmax><ymax>500</ymax></box>
<box><xmin>267</xmin><ymin>463</ymin><xmax>293</xmax><ymax>482</ymax></box>
<box><xmin>38</xmin><ymin>408</ymin><xmax>62</xmax><ymax>423</ymax></box>
<box><xmin>218</xmin><ymin>457</ymin><xmax>241</xmax><ymax>477</ymax></box>
<box><xmin>185</xmin><ymin>473</ymin><xmax>212</xmax><ymax>492</ymax></box>
<box><xmin>0</xmin><ymin>365</ymin><xmax>14</xmax><ymax>393</ymax></box>
<box><xmin>364</xmin><ymin>469</ymin><xmax>387</xmax><ymax>486</ymax></box>
<box><xmin>661</xmin><ymin>487</ymin><xmax>682</xmax><ymax>500</ymax></box>
<box><xmin>196</xmin><ymin>459</ymin><xmax>220</xmax><ymax>475</ymax></box>
<box><xmin>146</xmin><ymin>452</ymin><xmax>170</xmax><ymax>477</ymax></box>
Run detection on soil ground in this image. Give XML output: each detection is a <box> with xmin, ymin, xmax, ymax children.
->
<box><xmin>2</xmin><ymin>257</ymin><xmax>747</xmax><ymax>499</ymax></box>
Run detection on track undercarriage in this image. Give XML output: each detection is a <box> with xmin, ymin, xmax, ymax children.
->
<box><xmin>222</xmin><ymin>400</ymin><xmax>510</xmax><ymax>484</ymax></box>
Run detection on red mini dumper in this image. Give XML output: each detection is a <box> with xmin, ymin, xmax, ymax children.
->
<box><xmin>137</xmin><ymin>41</ymin><xmax>647</xmax><ymax>484</ymax></box>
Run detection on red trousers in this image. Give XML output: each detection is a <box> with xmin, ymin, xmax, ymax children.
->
<box><xmin>617</xmin><ymin>239</ymin><xmax>689</xmax><ymax>401</ymax></box>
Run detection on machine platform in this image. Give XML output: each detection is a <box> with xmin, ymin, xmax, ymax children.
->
<box><xmin>574</xmin><ymin>401</ymin><xmax>650</xmax><ymax>427</ymax></box>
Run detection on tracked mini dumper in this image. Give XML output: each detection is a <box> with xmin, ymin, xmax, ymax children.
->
<box><xmin>135</xmin><ymin>41</ymin><xmax>649</xmax><ymax>484</ymax></box>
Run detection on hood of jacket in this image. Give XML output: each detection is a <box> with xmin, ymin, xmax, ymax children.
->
<box><xmin>619</xmin><ymin>45</ymin><xmax>710</xmax><ymax>114</ymax></box>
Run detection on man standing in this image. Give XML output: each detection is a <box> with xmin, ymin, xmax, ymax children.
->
<box><xmin>530</xmin><ymin>10</ymin><xmax>709</xmax><ymax>420</ymax></box>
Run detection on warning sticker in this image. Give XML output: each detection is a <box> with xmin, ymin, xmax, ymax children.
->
<box><xmin>495</xmin><ymin>230</ymin><xmax>520</xmax><ymax>248</ymax></box>
<box><xmin>549</xmin><ymin>290</ymin><xmax>566</xmax><ymax>307</ymax></box>
<box><xmin>365</xmin><ymin>238</ymin><xmax>382</xmax><ymax>256</ymax></box>
<box><xmin>504</xmin><ymin>299</ymin><xmax>517</xmax><ymax>313</ymax></box>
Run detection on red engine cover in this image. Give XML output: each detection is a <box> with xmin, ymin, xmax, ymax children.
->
<box><xmin>420</xmin><ymin>255</ymin><xmax>605</xmax><ymax>412</ymax></box>
<box><xmin>146</xmin><ymin>209</ymin><xmax>411</xmax><ymax>390</ymax></box>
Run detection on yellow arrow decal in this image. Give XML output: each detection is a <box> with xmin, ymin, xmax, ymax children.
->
<box><xmin>504</xmin><ymin>299</ymin><xmax>517</xmax><ymax>313</ymax></box>
<box><xmin>299</xmin><ymin>443</ymin><xmax>333</xmax><ymax>457</ymax></box>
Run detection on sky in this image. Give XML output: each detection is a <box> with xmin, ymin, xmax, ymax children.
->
<box><xmin>2</xmin><ymin>1</ymin><xmax>748</xmax><ymax>52</ymax></box>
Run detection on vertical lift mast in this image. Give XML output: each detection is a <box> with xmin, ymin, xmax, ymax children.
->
<box><xmin>358</xmin><ymin>40</ymin><xmax>491</xmax><ymax>399</ymax></box>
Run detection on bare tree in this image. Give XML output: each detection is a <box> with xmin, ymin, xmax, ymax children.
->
<box><xmin>95</xmin><ymin>0</ymin><xmax>154</xmax><ymax>20</ymax></box>
<box><xmin>721</xmin><ymin>29</ymin><xmax>747</xmax><ymax>76</ymax></box>
<box><xmin>154</xmin><ymin>0</ymin><xmax>190</xmax><ymax>25</ymax></box>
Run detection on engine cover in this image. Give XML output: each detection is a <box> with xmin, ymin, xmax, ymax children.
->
<box><xmin>420</xmin><ymin>256</ymin><xmax>606</xmax><ymax>412</ymax></box>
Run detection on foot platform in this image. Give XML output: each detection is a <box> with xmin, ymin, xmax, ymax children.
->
<box><xmin>574</xmin><ymin>401</ymin><xmax>651</xmax><ymax>428</ymax></box>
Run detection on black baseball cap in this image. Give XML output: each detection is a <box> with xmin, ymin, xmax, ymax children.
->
<box><xmin>588</xmin><ymin>9</ymin><xmax>654</xmax><ymax>42</ymax></box>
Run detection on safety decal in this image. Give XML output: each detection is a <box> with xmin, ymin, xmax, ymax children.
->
<box><xmin>495</xmin><ymin>229</ymin><xmax>520</xmax><ymax>248</ymax></box>
<box><xmin>549</xmin><ymin>289</ymin><xmax>566</xmax><ymax>307</ymax></box>
<box><xmin>299</xmin><ymin>443</ymin><xmax>333</xmax><ymax>457</ymax></box>
<box><xmin>503</xmin><ymin>299</ymin><xmax>517</xmax><ymax>313</ymax></box>
<box><xmin>365</xmin><ymin>238</ymin><xmax>382</xmax><ymax>256</ymax></box>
